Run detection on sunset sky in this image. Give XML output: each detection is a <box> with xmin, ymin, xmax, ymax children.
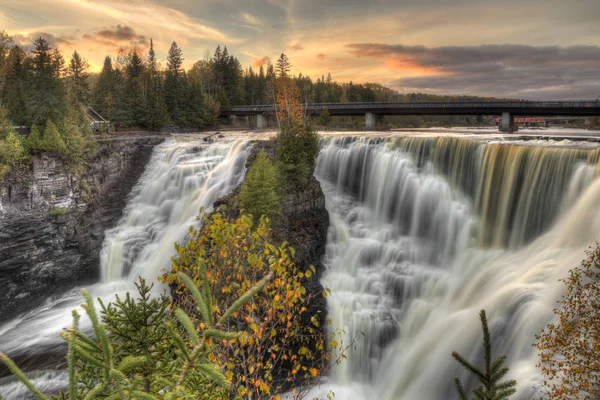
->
<box><xmin>2</xmin><ymin>0</ymin><xmax>600</xmax><ymax>99</ymax></box>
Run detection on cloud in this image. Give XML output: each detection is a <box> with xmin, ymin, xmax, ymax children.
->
<box><xmin>346</xmin><ymin>43</ymin><xmax>600</xmax><ymax>99</ymax></box>
<box><xmin>96</xmin><ymin>25</ymin><xmax>146</xmax><ymax>43</ymax></box>
<box><xmin>289</xmin><ymin>43</ymin><xmax>304</xmax><ymax>51</ymax></box>
<box><xmin>316</xmin><ymin>53</ymin><xmax>327</xmax><ymax>60</ymax></box>
<box><xmin>253</xmin><ymin>56</ymin><xmax>271</xmax><ymax>68</ymax></box>
<box><xmin>13</xmin><ymin>31</ymin><xmax>76</xmax><ymax>49</ymax></box>
<box><xmin>82</xmin><ymin>25</ymin><xmax>148</xmax><ymax>53</ymax></box>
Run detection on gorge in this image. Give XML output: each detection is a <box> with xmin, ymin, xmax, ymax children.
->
<box><xmin>1</xmin><ymin>131</ymin><xmax>600</xmax><ymax>399</ymax></box>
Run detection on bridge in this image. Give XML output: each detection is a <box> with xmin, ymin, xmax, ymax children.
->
<box><xmin>221</xmin><ymin>100</ymin><xmax>600</xmax><ymax>132</ymax></box>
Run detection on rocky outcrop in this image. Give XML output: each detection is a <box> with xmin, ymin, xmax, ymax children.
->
<box><xmin>0</xmin><ymin>137</ymin><xmax>165</xmax><ymax>323</ymax></box>
<box><xmin>211</xmin><ymin>141</ymin><xmax>330</xmax><ymax>387</ymax></box>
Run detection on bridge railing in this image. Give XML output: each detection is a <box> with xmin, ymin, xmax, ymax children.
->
<box><xmin>223</xmin><ymin>100</ymin><xmax>600</xmax><ymax>113</ymax></box>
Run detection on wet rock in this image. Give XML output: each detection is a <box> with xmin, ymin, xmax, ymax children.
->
<box><xmin>0</xmin><ymin>138</ymin><xmax>164</xmax><ymax>323</ymax></box>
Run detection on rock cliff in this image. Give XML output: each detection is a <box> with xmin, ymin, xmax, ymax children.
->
<box><xmin>0</xmin><ymin>137</ymin><xmax>164</xmax><ymax>323</ymax></box>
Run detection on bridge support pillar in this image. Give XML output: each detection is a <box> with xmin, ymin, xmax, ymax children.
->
<box><xmin>256</xmin><ymin>114</ymin><xmax>268</xmax><ymax>129</ymax></box>
<box><xmin>499</xmin><ymin>112</ymin><xmax>518</xmax><ymax>133</ymax></box>
<box><xmin>365</xmin><ymin>112</ymin><xmax>376</xmax><ymax>129</ymax></box>
<box><xmin>230</xmin><ymin>115</ymin><xmax>239</xmax><ymax>127</ymax></box>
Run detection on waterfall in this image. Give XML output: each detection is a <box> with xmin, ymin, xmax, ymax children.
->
<box><xmin>312</xmin><ymin>137</ymin><xmax>600</xmax><ymax>400</ymax></box>
<box><xmin>0</xmin><ymin>138</ymin><xmax>250</xmax><ymax>399</ymax></box>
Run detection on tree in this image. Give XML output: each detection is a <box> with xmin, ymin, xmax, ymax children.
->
<box><xmin>125</xmin><ymin>49</ymin><xmax>147</xmax><ymax>127</ymax></box>
<box><xmin>276</xmin><ymin>123</ymin><xmax>320</xmax><ymax>189</ymax></box>
<box><xmin>318</xmin><ymin>108</ymin><xmax>331</xmax><ymax>126</ymax></box>
<box><xmin>535</xmin><ymin>245</ymin><xmax>600</xmax><ymax>399</ymax></box>
<box><xmin>274</xmin><ymin>54</ymin><xmax>303</xmax><ymax>126</ymax></box>
<box><xmin>92</xmin><ymin>56</ymin><xmax>115</xmax><ymax>121</ymax></box>
<box><xmin>67</xmin><ymin>50</ymin><xmax>90</xmax><ymax>105</ymax></box>
<box><xmin>164</xmin><ymin>212</ymin><xmax>328</xmax><ymax>399</ymax></box>
<box><xmin>275</xmin><ymin>53</ymin><xmax>291</xmax><ymax>78</ymax></box>
<box><xmin>165</xmin><ymin>42</ymin><xmax>185</xmax><ymax>124</ymax></box>
<box><xmin>240</xmin><ymin>150</ymin><xmax>281</xmax><ymax>222</ymax></box>
<box><xmin>452</xmin><ymin>310</ymin><xmax>517</xmax><ymax>400</ymax></box>
<box><xmin>2</xmin><ymin>45</ymin><xmax>29</xmax><ymax>125</ymax></box>
<box><xmin>40</xmin><ymin>119</ymin><xmax>66</xmax><ymax>154</ymax></box>
<box><xmin>29</xmin><ymin>37</ymin><xmax>66</xmax><ymax>125</ymax></box>
<box><xmin>201</xmin><ymin>96</ymin><xmax>220</xmax><ymax>127</ymax></box>
<box><xmin>0</xmin><ymin>248</ymin><xmax>274</xmax><ymax>399</ymax></box>
<box><xmin>0</xmin><ymin>130</ymin><xmax>27</xmax><ymax>180</ymax></box>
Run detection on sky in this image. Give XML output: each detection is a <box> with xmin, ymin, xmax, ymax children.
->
<box><xmin>1</xmin><ymin>0</ymin><xmax>600</xmax><ymax>99</ymax></box>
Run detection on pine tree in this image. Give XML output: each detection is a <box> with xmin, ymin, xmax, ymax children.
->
<box><xmin>275</xmin><ymin>53</ymin><xmax>291</xmax><ymax>78</ymax></box>
<box><xmin>452</xmin><ymin>310</ymin><xmax>517</xmax><ymax>400</ymax></box>
<box><xmin>165</xmin><ymin>42</ymin><xmax>184</xmax><ymax>124</ymax></box>
<box><xmin>125</xmin><ymin>49</ymin><xmax>147</xmax><ymax>127</ymax></box>
<box><xmin>240</xmin><ymin>150</ymin><xmax>281</xmax><ymax>222</ymax></box>
<box><xmin>2</xmin><ymin>46</ymin><xmax>29</xmax><ymax>125</ymax></box>
<box><xmin>0</xmin><ymin>239</ymin><xmax>274</xmax><ymax>399</ymax></box>
<box><xmin>67</xmin><ymin>50</ymin><xmax>90</xmax><ymax>105</ymax></box>
<box><xmin>41</xmin><ymin>119</ymin><xmax>66</xmax><ymax>154</ymax></box>
<box><xmin>29</xmin><ymin>37</ymin><xmax>66</xmax><ymax>126</ymax></box>
<box><xmin>92</xmin><ymin>56</ymin><xmax>115</xmax><ymax>120</ymax></box>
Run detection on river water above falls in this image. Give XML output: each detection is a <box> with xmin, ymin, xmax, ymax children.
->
<box><xmin>311</xmin><ymin>135</ymin><xmax>600</xmax><ymax>399</ymax></box>
<box><xmin>2</xmin><ymin>131</ymin><xmax>600</xmax><ymax>400</ymax></box>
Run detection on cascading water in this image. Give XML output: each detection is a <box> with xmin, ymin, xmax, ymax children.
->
<box><xmin>312</xmin><ymin>136</ymin><xmax>600</xmax><ymax>400</ymax></box>
<box><xmin>0</xmin><ymin>138</ymin><xmax>250</xmax><ymax>399</ymax></box>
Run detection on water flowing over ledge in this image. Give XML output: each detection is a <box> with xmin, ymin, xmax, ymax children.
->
<box><xmin>312</xmin><ymin>136</ymin><xmax>600</xmax><ymax>400</ymax></box>
<box><xmin>0</xmin><ymin>138</ymin><xmax>250</xmax><ymax>399</ymax></box>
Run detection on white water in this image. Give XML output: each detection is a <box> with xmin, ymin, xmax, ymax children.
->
<box><xmin>0</xmin><ymin>138</ymin><xmax>250</xmax><ymax>399</ymax></box>
<box><xmin>310</xmin><ymin>137</ymin><xmax>600</xmax><ymax>400</ymax></box>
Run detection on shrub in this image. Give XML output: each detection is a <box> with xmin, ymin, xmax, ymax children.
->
<box><xmin>240</xmin><ymin>150</ymin><xmax>281</xmax><ymax>222</ymax></box>
<box><xmin>49</xmin><ymin>206</ymin><xmax>70</xmax><ymax>217</ymax></box>
<box><xmin>164</xmin><ymin>212</ymin><xmax>329</xmax><ymax>399</ymax></box>
<box><xmin>41</xmin><ymin>119</ymin><xmax>67</xmax><ymax>154</ymax></box>
<box><xmin>0</xmin><ymin>263</ymin><xmax>272</xmax><ymax>399</ymax></box>
<box><xmin>276</xmin><ymin>123</ymin><xmax>320</xmax><ymax>190</ymax></box>
<box><xmin>0</xmin><ymin>131</ymin><xmax>27</xmax><ymax>180</ymax></box>
<box><xmin>318</xmin><ymin>108</ymin><xmax>331</xmax><ymax>127</ymax></box>
<box><xmin>535</xmin><ymin>244</ymin><xmax>600</xmax><ymax>399</ymax></box>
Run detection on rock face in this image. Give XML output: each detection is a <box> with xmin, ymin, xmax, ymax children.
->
<box><xmin>211</xmin><ymin>140</ymin><xmax>330</xmax><ymax>385</ymax></box>
<box><xmin>0</xmin><ymin>137</ymin><xmax>164</xmax><ymax>323</ymax></box>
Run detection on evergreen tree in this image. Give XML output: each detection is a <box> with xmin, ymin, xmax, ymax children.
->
<box><xmin>29</xmin><ymin>37</ymin><xmax>66</xmax><ymax>126</ymax></box>
<box><xmin>165</xmin><ymin>42</ymin><xmax>185</xmax><ymax>124</ymax></box>
<box><xmin>51</xmin><ymin>48</ymin><xmax>66</xmax><ymax>78</ymax></box>
<box><xmin>67</xmin><ymin>50</ymin><xmax>90</xmax><ymax>105</ymax></box>
<box><xmin>2</xmin><ymin>46</ymin><xmax>29</xmax><ymax>125</ymax></box>
<box><xmin>275</xmin><ymin>53</ymin><xmax>291</xmax><ymax>78</ymax></box>
<box><xmin>144</xmin><ymin>39</ymin><xmax>169</xmax><ymax>130</ymax></box>
<box><xmin>240</xmin><ymin>150</ymin><xmax>281</xmax><ymax>222</ymax></box>
<box><xmin>125</xmin><ymin>49</ymin><xmax>147</xmax><ymax>127</ymax></box>
<box><xmin>92</xmin><ymin>56</ymin><xmax>115</xmax><ymax>120</ymax></box>
<box><xmin>276</xmin><ymin>123</ymin><xmax>319</xmax><ymax>189</ymax></box>
<box><xmin>41</xmin><ymin>119</ymin><xmax>66</xmax><ymax>154</ymax></box>
<box><xmin>452</xmin><ymin>310</ymin><xmax>517</xmax><ymax>400</ymax></box>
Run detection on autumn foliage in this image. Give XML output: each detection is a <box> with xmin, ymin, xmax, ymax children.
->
<box><xmin>275</xmin><ymin>53</ymin><xmax>303</xmax><ymax>126</ymax></box>
<box><xmin>536</xmin><ymin>244</ymin><xmax>600</xmax><ymax>399</ymax></box>
<box><xmin>164</xmin><ymin>211</ymin><xmax>329</xmax><ymax>399</ymax></box>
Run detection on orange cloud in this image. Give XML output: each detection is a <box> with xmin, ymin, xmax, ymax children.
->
<box><xmin>253</xmin><ymin>56</ymin><xmax>271</xmax><ymax>68</ymax></box>
<box><xmin>384</xmin><ymin>57</ymin><xmax>444</xmax><ymax>74</ymax></box>
<box><xmin>289</xmin><ymin>43</ymin><xmax>304</xmax><ymax>51</ymax></box>
<box><xmin>316</xmin><ymin>53</ymin><xmax>327</xmax><ymax>61</ymax></box>
<box><xmin>346</xmin><ymin>43</ymin><xmax>445</xmax><ymax>75</ymax></box>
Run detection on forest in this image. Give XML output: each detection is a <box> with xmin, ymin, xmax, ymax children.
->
<box><xmin>0</xmin><ymin>30</ymin><xmax>499</xmax><ymax>132</ymax></box>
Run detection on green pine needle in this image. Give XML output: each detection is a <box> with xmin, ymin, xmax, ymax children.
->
<box><xmin>0</xmin><ymin>352</ymin><xmax>48</xmax><ymax>400</ymax></box>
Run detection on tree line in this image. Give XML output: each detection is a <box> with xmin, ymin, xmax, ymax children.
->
<box><xmin>0</xmin><ymin>30</ymin><xmax>504</xmax><ymax>133</ymax></box>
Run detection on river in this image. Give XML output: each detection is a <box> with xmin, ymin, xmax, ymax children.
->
<box><xmin>1</xmin><ymin>129</ymin><xmax>600</xmax><ymax>399</ymax></box>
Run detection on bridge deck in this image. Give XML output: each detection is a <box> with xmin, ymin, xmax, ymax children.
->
<box><xmin>222</xmin><ymin>101</ymin><xmax>600</xmax><ymax>117</ymax></box>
